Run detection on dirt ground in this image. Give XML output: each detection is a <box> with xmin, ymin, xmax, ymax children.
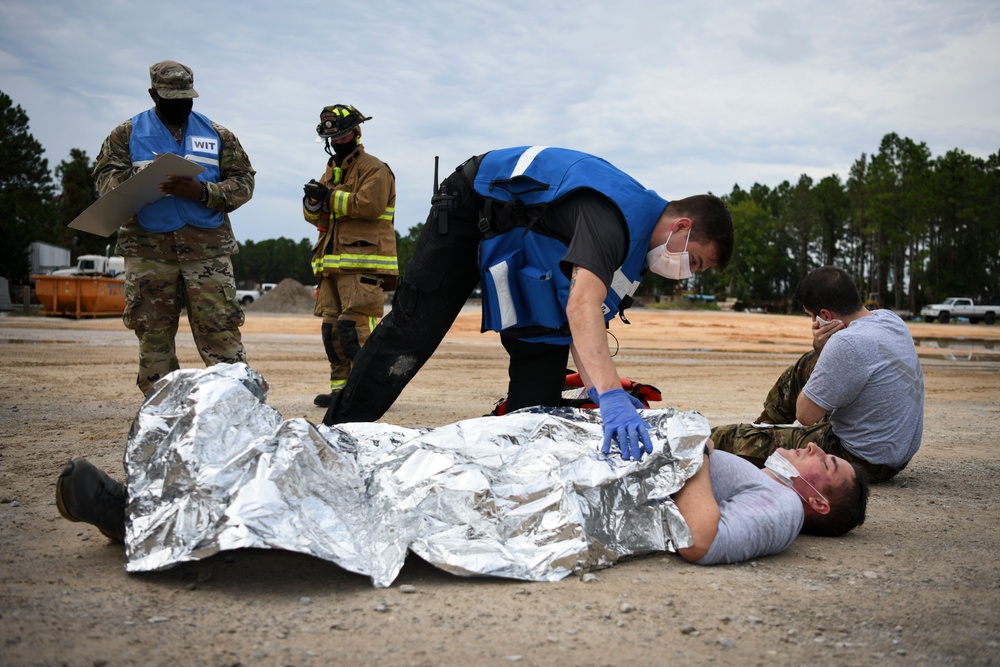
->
<box><xmin>1</xmin><ymin>306</ymin><xmax>998</xmax><ymax>667</ymax></box>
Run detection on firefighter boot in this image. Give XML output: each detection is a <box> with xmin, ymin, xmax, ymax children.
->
<box><xmin>314</xmin><ymin>391</ymin><xmax>339</xmax><ymax>408</ymax></box>
<box><xmin>56</xmin><ymin>458</ymin><xmax>127</xmax><ymax>542</ymax></box>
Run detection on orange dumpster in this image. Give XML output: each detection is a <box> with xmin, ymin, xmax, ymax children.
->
<box><xmin>33</xmin><ymin>275</ymin><xmax>126</xmax><ymax>319</ymax></box>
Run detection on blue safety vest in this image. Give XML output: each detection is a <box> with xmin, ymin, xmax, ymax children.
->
<box><xmin>129</xmin><ymin>109</ymin><xmax>225</xmax><ymax>232</ymax></box>
<box><xmin>475</xmin><ymin>146</ymin><xmax>668</xmax><ymax>344</ymax></box>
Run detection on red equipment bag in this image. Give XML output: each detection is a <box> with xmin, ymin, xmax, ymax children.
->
<box><xmin>490</xmin><ymin>371</ymin><xmax>662</xmax><ymax>416</ymax></box>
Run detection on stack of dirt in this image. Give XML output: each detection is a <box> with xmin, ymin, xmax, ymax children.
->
<box><xmin>244</xmin><ymin>278</ymin><xmax>316</xmax><ymax>314</ymax></box>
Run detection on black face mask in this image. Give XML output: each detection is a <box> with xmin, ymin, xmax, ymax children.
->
<box><xmin>332</xmin><ymin>140</ymin><xmax>357</xmax><ymax>159</ymax></box>
<box><xmin>154</xmin><ymin>96</ymin><xmax>194</xmax><ymax>125</ymax></box>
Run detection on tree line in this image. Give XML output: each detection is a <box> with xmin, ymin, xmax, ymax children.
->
<box><xmin>3</xmin><ymin>89</ymin><xmax>997</xmax><ymax>310</ymax></box>
<box><xmin>231</xmin><ymin>228</ymin><xmax>422</xmax><ymax>289</ymax></box>
<box><xmin>2</xmin><ymin>92</ymin><xmax>106</xmax><ymax>282</ymax></box>
<box><xmin>683</xmin><ymin>133</ymin><xmax>999</xmax><ymax>312</ymax></box>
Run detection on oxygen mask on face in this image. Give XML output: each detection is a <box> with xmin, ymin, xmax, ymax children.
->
<box><xmin>764</xmin><ymin>450</ymin><xmax>828</xmax><ymax>506</ymax></box>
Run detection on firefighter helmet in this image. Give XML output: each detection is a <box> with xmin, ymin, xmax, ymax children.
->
<box><xmin>316</xmin><ymin>104</ymin><xmax>371</xmax><ymax>141</ymax></box>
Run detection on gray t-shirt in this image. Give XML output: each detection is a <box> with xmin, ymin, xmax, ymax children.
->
<box><xmin>697</xmin><ymin>451</ymin><xmax>803</xmax><ymax>565</ymax></box>
<box><xmin>803</xmin><ymin>309</ymin><xmax>924</xmax><ymax>468</ymax></box>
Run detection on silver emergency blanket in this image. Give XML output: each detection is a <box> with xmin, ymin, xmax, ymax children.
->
<box><xmin>124</xmin><ymin>363</ymin><xmax>708</xmax><ymax>587</ymax></box>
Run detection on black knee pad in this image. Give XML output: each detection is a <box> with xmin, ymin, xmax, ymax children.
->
<box><xmin>321</xmin><ymin>322</ymin><xmax>339</xmax><ymax>363</ymax></box>
<box><xmin>338</xmin><ymin>319</ymin><xmax>362</xmax><ymax>359</ymax></box>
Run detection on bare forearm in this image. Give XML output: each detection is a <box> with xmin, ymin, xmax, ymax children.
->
<box><xmin>672</xmin><ymin>453</ymin><xmax>720</xmax><ymax>562</ymax></box>
<box><xmin>567</xmin><ymin>308</ymin><xmax>618</xmax><ymax>393</ymax></box>
<box><xmin>795</xmin><ymin>391</ymin><xmax>826</xmax><ymax>426</ymax></box>
<box><xmin>566</xmin><ymin>267</ymin><xmax>618</xmax><ymax>393</ymax></box>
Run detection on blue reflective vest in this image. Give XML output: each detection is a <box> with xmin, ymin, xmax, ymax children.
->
<box><xmin>475</xmin><ymin>146</ymin><xmax>668</xmax><ymax>345</ymax></box>
<box><xmin>129</xmin><ymin>109</ymin><xmax>224</xmax><ymax>232</ymax></box>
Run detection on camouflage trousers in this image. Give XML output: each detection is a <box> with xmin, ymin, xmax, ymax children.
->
<box><xmin>123</xmin><ymin>256</ymin><xmax>246</xmax><ymax>395</ymax></box>
<box><xmin>710</xmin><ymin>350</ymin><xmax>901</xmax><ymax>482</ymax></box>
<box><xmin>315</xmin><ymin>273</ymin><xmax>384</xmax><ymax>392</ymax></box>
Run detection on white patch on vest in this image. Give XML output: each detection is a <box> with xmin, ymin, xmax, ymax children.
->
<box><xmin>511</xmin><ymin>146</ymin><xmax>549</xmax><ymax>177</ymax></box>
<box><xmin>189</xmin><ymin>136</ymin><xmax>219</xmax><ymax>154</ymax></box>
<box><xmin>609</xmin><ymin>269</ymin><xmax>638</xmax><ymax>299</ymax></box>
<box><xmin>489</xmin><ymin>261</ymin><xmax>517</xmax><ymax>329</ymax></box>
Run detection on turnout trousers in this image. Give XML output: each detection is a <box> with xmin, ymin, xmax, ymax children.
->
<box><xmin>314</xmin><ymin>272</ymin><xmax>384</xmax><ymax>393</ymax></box>
<box><xmin>323</xmin><ymin>159</ymin><xmax>569</xmax><ymax>425</ymax></box>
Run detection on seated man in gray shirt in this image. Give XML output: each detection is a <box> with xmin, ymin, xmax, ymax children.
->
<box><xmin>674</xmin><ymin>443</ymin><xmax>869</xmax><ymax>564</ymax></box>
<box><xmin>711</xmin><ymin>266</ymin><xmax>924</xmax><ymax>482</ymax></box>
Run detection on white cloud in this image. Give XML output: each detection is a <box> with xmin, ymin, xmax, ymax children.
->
<box><xmin>2</xmin><ymin>0</ymin><xmax>997</xmax><ymax>247</ymax></box>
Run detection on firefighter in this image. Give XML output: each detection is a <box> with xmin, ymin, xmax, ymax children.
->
<box><xmin>302</xmin><ymin>105</ymin><xmax>398</xmax><ymax>408</ymax></box>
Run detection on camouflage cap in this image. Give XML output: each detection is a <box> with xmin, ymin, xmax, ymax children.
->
<box><xmin>149</xmin><ymin>60</ymin><xmax>199</xmax><ymax>99</ymax></box>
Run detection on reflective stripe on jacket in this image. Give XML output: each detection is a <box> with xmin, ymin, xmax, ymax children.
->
<box><xmin>305</xmin><ymin>145</ymin><xmax>398</xmax><ymax>288</ymax></box>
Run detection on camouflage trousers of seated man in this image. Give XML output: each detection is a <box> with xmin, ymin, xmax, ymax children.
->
<box><xmin>123</xmin><ymin>255</ymin><xmax>246</xmax><ymax>396</ymax></box>
<box><xmin>710</xmin><ymin>350</ymin><xmax>901</xmax><ymax>482</ymax></box>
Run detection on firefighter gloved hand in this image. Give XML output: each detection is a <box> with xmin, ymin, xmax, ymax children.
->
<box><xmin>597</xmin><ymin>388</ymin><xmax>653</xmax><ymax>461</ymax></box>
<box><xmin>303</xmin><ymin>179</ymin><xmax>331</xmax><ymax>204</ymax></box>
<box><xmin>588</xmin><ymin>386</ymin><xmax>645</xmax><ymax>410</ymax></box>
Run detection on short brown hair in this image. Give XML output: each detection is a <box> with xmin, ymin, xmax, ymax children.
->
<box><xmin>668</xmin><ymin>195</ymin><xmax>734</xmax><ymax>270</ymax></box>
<box><xmin>795</xmin><ymin>266</ymin><xmax>863</xmax><ymax>315</ymax></box>
<box><xmin>802</xmin><ymin>462</ymin><xmax>869</xmax><ymax>537</ymax></box>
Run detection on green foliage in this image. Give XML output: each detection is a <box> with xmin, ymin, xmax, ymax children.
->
<box><xmin>229</xmin><ymin>224</ymin><xmax>427</xmax><ymax>291</ymax></box>
<box><xmin>646</xmin><ymin>297</ymin><xmax>721</xmax><ymax>312</ymax></box>
<box><xmin>921</xmin><ymin>148</ymin><xmax>1000</xmax><ymax>303</ymax></box>
<box><xmin>231</xmin><ymin>237</ymin><xmax>316</xmax><ymax>288</ymax></box>
<box><xmin>813</xmin><ymin>174</ymin><xmax>849</xmax><ymax>266</ymax></box>
<box><xmin>0</xmin><ymin>90</ymin><xmax>56</xmax><ymax>283</ymax></box>
<box><xmin>725</xmin><ymin>133</ymin><xmax>999</xmax><ymax>310</ymax></box>
<box><xmin>55</xmin><ymin>148</ymin><xmax>110</xmax><ymax>256</ymax></box>
<box><xmin>723</xmin><ymin>196</ymin><xmax>794</xmax><ymax>306</ymax></box>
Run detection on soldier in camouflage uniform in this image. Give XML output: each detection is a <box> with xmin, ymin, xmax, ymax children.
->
<box><xmin>709</xmin><ymin>350</ymin><xmax>842</xmax><ymax>463</ymax></box>
<box><xmin>302</xmin><ymin>105</ymin><xmax>397</xmax><ymax>409</ymax></box>
<box><xmin>92</xmin><ymin>60</ymin><xmax>255</xmax><ymax>395</ymax></box>
<box><xmin>711</xmin><ymin>266</ymin><xmax>924</xmax><ymax>482</ymax></box>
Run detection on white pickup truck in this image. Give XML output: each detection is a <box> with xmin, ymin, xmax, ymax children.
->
<box><xmin>920</xmin><ymin>297</ymin><xmax>999</xmax><ymax>325</ymax></box>
<box><xmin>235</xmin><ymin>283</ymin><xmax>277</xmax><ymax>305</ymax></box>
<box><xmin>236</xmin><ymin>289</ymin><xmax>259</xmax><ymax>305</ymax></box>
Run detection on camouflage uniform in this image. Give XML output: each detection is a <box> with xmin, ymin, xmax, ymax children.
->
<box><xmin>93</xmin><ymin>87</ymin><xmax>255</xmax><ymax>395</ymax></box>
<box><xmin>711</xmin><ymin>350</ymin><xmax>900</xmax><ymax>481</ymax></box>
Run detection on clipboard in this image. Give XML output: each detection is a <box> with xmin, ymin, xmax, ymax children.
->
<box><xmin>68</xmin><ymin>153</ymin><xmax>206</xmax><ymax>237</ymax></box>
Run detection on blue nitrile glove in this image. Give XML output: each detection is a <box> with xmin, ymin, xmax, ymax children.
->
<box><xmin>588</xmin><ymin>386</ymin><xmax>644</xmax><ymax>410</ymax></box>
<box><xmin>597</xmin><ymin>388</ymin><xmax>653</xmax><ymax>461</ymax></box>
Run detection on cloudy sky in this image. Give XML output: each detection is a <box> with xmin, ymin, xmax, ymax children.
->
<box><xmin>2</xmin><ymin>0</ymin><xmax>998</xmax><ymax>244</ymax></box>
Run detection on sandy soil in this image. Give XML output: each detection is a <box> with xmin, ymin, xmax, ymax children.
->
<box><xmin>1</xmin><ymin>306</ymin><xmax>998</xmax><ymax>666</ymax></box>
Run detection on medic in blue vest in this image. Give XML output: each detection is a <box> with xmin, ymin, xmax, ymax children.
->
<box><xmin>323</xmin><ymin>147</ymin><xmax>734</xmax><ymax>463</ymax></box>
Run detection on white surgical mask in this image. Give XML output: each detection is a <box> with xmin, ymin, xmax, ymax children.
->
<box><xmin>646</xmin><ymin>231</ymin><xmax>692</xmax><ymax>280</ymax></box>
<box><xmin>764</xmin><ymin>450</ymin><xmax>828</xmax><ymax>506</ymax></box>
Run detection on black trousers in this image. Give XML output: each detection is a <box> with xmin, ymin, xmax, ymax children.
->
<box><xmin>323</xmin><ymin>159</ymin><xmax>569</xmax><ymax>425</ymax></box>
